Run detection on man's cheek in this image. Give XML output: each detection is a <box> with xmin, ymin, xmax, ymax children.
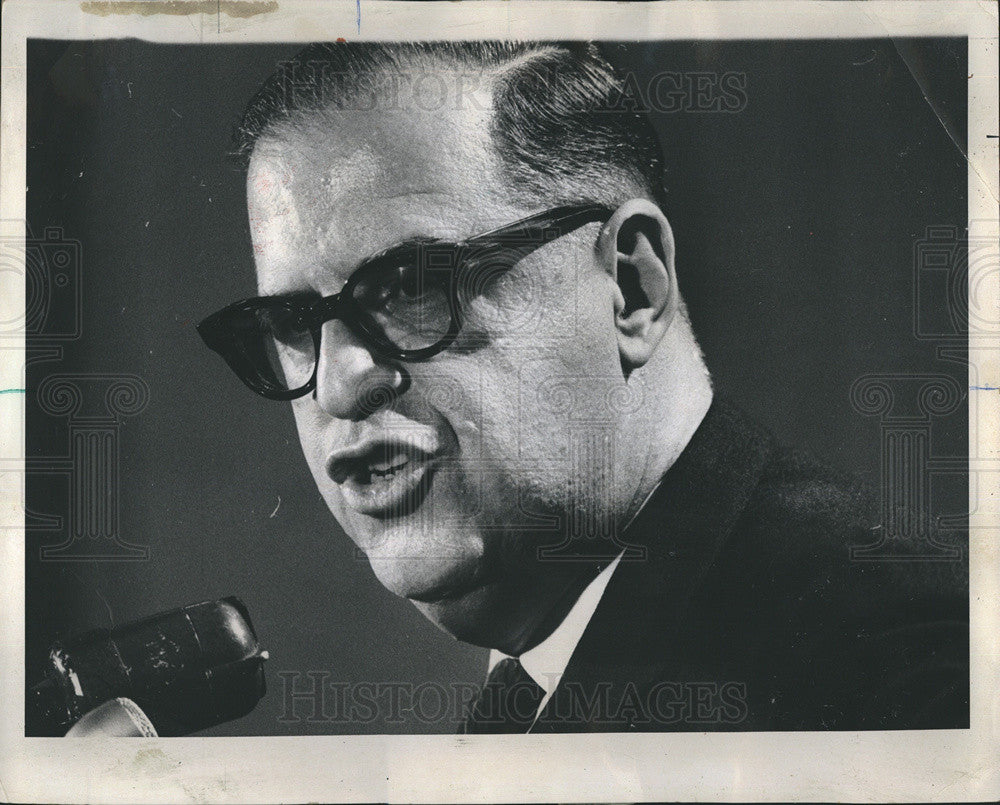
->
<box><xmin>297</xmin><ymin>438</ymin><xmax>326</xmax><ymax>486</ymax></box>
<box><xmin>290</xmin><ymin>403</ymin><xmax>325</xmax><ymax>458</ymax></box>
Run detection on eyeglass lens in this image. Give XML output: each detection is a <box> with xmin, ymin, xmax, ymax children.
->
<box><xmin>244</xmin><ymin>257</ymin><xmax>456</xmax><ymax>393</ymax></box>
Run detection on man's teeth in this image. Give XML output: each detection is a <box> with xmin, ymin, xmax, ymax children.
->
<box><xmin>368</xmin><ymin>453</ymin><xmax>410</xmax><ymax>477</ymax></box>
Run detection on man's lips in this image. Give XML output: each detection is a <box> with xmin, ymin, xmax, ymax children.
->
<box><xmin>326</xmin><ymin>437</ymin><xmax>443</xmax><ymax>519</ymax></box>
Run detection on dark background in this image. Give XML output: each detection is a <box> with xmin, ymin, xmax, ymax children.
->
<box><xmin>24</xmin><ymin>39</ymin><xmax>968</xmax><ymax>734</ymax></box>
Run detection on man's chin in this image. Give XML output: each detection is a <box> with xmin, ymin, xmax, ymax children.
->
<box><xmin>363</xmin><ymin>555</ymin><xmax>520</xmax><ymax>646</ymax></box>
<box><xmin>408</xmin><ymin>581</ymin><xmax>525</xmax><ymax>649</ymax></box>
<box><xmin>368</xmin><ymin>554</ymin><xmax>488</xmax><ymax>605</ymax></box>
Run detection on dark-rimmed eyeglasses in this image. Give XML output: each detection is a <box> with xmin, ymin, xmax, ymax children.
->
<box><xmin>197</xmin><ymin>203</ymin><xmax>612</xmax><ymax>400</ymax></box>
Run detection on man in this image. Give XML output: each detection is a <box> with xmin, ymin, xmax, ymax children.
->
<box><xmin>196</xmin><ymin>41</ymin><xmax>967</xmax><ymax>732</ymax></box>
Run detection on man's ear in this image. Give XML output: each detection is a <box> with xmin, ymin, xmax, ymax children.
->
<box><xmin>598</xmin><ymin>199</ymin><xmax>678</xmax><ymax>372</ymax></box>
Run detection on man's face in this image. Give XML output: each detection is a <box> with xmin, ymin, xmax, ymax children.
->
<box><xmin>247</xmin><ymin>83</ymin><xmax>629</xmax><ymax>644</ymax></box>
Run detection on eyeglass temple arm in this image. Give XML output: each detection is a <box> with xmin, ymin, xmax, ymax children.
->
<box><xmin>463</xmin><ymin>204</ymin><xmax>613</xmax><ymax>246</ymax></box>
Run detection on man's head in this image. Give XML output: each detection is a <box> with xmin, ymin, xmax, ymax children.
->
<box><xmin>231</xmin><ymin>42</ymin><xmax>711</xmax><ymax>653</ymax></box>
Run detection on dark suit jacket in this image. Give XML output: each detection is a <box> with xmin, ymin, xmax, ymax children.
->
<box><xmin>527</xmin><ymin>399</ymin><xmax>968</xmax><ymax>732</ymax></box>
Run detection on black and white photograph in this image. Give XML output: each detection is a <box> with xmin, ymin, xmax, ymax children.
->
<box><xmin>1</xmin><ymin>0</ymin><xmax>997</xmax><ymax>802</ymax></box>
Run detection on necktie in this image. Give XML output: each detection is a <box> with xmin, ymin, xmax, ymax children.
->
<box><xmin>464</xmin><ymin>657</ymin><xmax>545</xmax><ymax>734</ymax></box>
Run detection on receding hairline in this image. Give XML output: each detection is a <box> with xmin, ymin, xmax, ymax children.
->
<box><xmin>247</xmin><ymin>47</ymin><xmax>655</xmax><ymax>211</ymax></box>
<box><xmin>237</xmin><ymin>41</ymin><xmax>664</xmax><ymax>212</ymax></box>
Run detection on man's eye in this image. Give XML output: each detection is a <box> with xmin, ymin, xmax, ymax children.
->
<box><xmin>363</xmin><ymin>264</ymin><xmax>445</xmax><ymax>309</ymax></box>
<box><xmin>397</xmin><ymin>265</ymin><xmax>421</xmax><ymax>298</ymax></box>
<box><xmin>368</xmin><ymin>265</ymin><xmax>419</xmax><ymax>304</ymax></box>
<box><xmin>257</xmin><ymin>307</ymin><xmax>306</xmax><ymax>341</ymax></box>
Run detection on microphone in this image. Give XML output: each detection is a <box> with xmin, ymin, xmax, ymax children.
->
<box><xmin>27</xmin><ymin>597</ymin><xmax>268</xmax><ymax>736</ymax></box>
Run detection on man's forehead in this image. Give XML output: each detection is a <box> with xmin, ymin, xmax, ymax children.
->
<box><xmin>248</xmin><ymin>98</ymin><xmax>497</xmax><ymax>221</ymax></box>
<box><xmin>246</xmin><ymin>98</ymin><xmax>520</xmax><ymax>293</ymax></box>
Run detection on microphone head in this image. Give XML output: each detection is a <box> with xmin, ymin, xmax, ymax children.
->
<box><xmin>65</xmin><ymin>697</ymin><xmax>158</xmax><ymax>737</ymax></box>
<box><xmin>28</xmin><ymin>597</ymin><xmax>268</xmax><ymax>736</ymax></box>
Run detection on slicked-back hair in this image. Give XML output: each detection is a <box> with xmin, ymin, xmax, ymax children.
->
<box><xmin>236</xmin><ymin>41</ymin><xmax>667</xmax><ymax>210</ymax></box>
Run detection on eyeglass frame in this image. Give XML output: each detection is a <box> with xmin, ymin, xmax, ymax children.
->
<box><xmin>197</xmin><ymin>203</ymin><xmax>614</xmax><ymax>401</ymax></box>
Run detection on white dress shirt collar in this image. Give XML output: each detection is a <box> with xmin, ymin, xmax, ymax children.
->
<box><xmin>487</xmin><ymin>551</ymin><xmax>624</xmax><ymax>720</ymax></box>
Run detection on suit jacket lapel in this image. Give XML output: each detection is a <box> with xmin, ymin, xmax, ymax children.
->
<box><xmin>532</xmin><ymin>399</ymin><xmax>775</xmax><ymax>732</ymax></box>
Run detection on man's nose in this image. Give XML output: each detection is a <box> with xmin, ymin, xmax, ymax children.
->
<box><xmin>313</xmin><ymin>320</ymin><xmax>407</xmax><ymax>420</ymax></box>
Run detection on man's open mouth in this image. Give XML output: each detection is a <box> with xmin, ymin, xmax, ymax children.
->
<box><xmin>327</xmin><ymin>441</ymin><xmax>440</xmax><ymax>519</ymax></box>
<box><xmin>362</xmin><ymin>451</ymin><xmax>412</xmax><ymax>481</ymax></box>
